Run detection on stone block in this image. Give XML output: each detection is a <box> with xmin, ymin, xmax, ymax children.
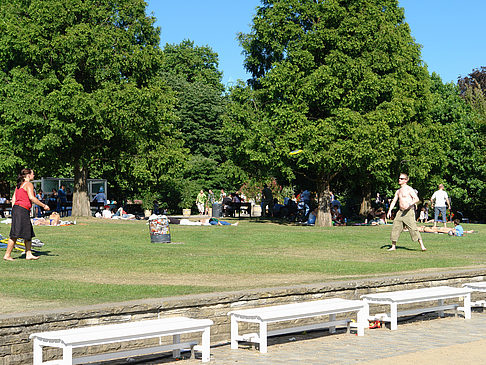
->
<box><xmin>0</xmin><ymin>345</ymin><xmax>10</xmax><ymax>357</ymax></box>
<box><xmin>2</xmin><ymin>352</ymin><xmax>31</xmax><ymax>365</ymax></box>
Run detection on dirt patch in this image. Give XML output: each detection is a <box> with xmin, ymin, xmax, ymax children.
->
<box><xmin>0</xmin><ymin>296</ymin><xmax>68</xmax><ymax>314</ymax></box>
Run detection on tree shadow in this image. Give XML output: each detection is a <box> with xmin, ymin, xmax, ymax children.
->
<box><xmin>243</xmin><ymin>217</ymin><xmax>307</xmax><ymax>226</ymax></box>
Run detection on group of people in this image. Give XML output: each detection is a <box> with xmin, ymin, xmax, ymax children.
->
<box><xmin>97</xmin><ymin>205</ymin><xmax>135</xmax><ymax>220</ymax></box>
<box><xmin>195</xmin><ymin>189</ymin><xmax>246</xmax><ymax>217</ymax></box>
<box><xmin>34</xmin><ymin>185</ymin><xmax>72</xmax><ymax>217</ymax></box>
<box><xmin>262</xmin><ymin>186</ymin><xmax>316</xmax><ymax>222</ymax></box>
<box><xmin>2</xmin><ymin>167</ymin><xmax>475</xmax><ymax>261</ymax></box>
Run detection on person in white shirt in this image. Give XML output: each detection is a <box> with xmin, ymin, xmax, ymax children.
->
<box><xmin>431</xmin><ymin>184</ymin><xmax>451</xmax><ymax>228</ymax></box>
<box><xmin>101</xmin><ymin>205</ymin><xmax>113</xmax><ymax>219</ymax></box>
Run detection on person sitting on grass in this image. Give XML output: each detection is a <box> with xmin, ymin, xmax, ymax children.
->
<box><xmin>305</xmin><ymin>207</ymin><xmax>317</xmax><ymax>225</ymax></box>
<box><xmin>332</xmin><ymin>205</ymin><xmax>345</xmax><ymax>226</ymax></box>
<box><xmin>102</xmin><ymin>205</ymin><xmax>113</xmax><ymax>219</ymax></box>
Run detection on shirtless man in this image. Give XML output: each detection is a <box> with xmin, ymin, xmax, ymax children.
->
<box><xmin>386</xmin><ymin>173</ymin><xmax>426</xmax><ymax>251</ymax></box>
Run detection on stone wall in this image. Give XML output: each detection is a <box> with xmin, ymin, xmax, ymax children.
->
<box><xmin>1</xmin><ymin>268</ymin><xmax>485</xmax><ymax>364</ymax></box>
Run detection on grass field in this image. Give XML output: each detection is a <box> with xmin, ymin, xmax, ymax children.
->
<box><xmin>0</xmin><ymin>218</ymin><xmax>484</xmax><ymax>313</ymax></box>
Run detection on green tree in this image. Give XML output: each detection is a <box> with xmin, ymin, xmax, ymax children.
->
<box><xmin>458</xmin><ymin>67</ymin><xmax>486</xmax><ymax>126</ymax></box>
<box><xmin>226</xmin><ymin>0</ymin><xmax>432</xmax><ymax>226</ymax></box>
<box><xmin>161</xmin><ymin>40</ymin><xmax>224</xmax><ymax>92</ymax></box>
<box><xmin>0</xmin><ymin>0</ymin><xmax>184</xmax><ymax>215</ymax></box>
<box><xmin>160</xmin><ymin>41</ymin><xmax>247</xmax><ymax>208</ymax></box>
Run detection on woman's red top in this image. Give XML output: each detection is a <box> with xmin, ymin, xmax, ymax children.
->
<box><xmin>14</xmin><ymin>185</ymin><xmax>32</xmax><ymax>210</ymax></box>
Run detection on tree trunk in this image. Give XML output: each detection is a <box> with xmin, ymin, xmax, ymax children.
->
<box><xmin>316</xmin><ymin>179</ymin><xmax>332</xmax><ymax>227</ymax></box>
<box><xmin>72</xmin><ymin>164</ymin><xmax>91</xmax><ymax>217</ymax></box>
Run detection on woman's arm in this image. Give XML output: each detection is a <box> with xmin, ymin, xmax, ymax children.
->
<box><xmin>25</xmin><ymin>183</ymin><xmax>50</xmax><ymax>210</ymax></box>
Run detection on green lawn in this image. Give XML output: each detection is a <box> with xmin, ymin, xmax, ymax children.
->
<box><xmin>0</xmin><ymin>218</ymin><xmax>484</xmax><ymax>313</ymax></box>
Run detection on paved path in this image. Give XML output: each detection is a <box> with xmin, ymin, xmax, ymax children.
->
<box><xmin>176</xmin><ymin>310</ymin><xmax>486</xmax><ymax>364</ymax></box>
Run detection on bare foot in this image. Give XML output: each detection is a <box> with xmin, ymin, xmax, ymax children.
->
<box><xmin>421</xmin><ymin>247</ymin><xmax>427</xmax><ymax>251</ymax></box>
<box><xmin>232</xmin><ymin>222</ymin><xmax>239</xmax><ymax>226</ymax></box>
<box><xmin>25</xmin><ymin>255</ymin><xmax>39</xmax><ymax>260</ymax></box>
<box><xmin>3</xmin><ymin>256</ymin><xmax>14</xmax><ymax>261</ymax></box>
<box><xmin>387</xmin><ymin>246</ymin><xmax>396</xmax><ymax>251</ymax></box>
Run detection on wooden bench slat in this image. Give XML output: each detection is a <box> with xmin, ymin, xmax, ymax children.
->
<box><xmin>229</xmin><ymin>298</ymin><xmax>367</xmax><ymax>353</ymax></box>
<box><xmin>361</xmin><ymin>286</ymin><xmax>472</xmax><ymax>303</ymax></box>
<box><xmin>72</xmin><ymin>342</ymin><xmax>198</xmax><ymax>364</ymax></box>
<box><xmin>463</xmin><ymin>282</ymin><xmax>486</xmax><ymax>291</ymax></box>
<box><xmin>229</xmin><ymin>298</ymin><xmax>364</xmax><ymax>321</ymax></box>
<box><xmin>362</xmin><ymin>286</ymin><xmax>472</xmax><ymax>330</ymax></box>
<box><xmin>31</xmin><ymin>317</ymin><xmax>212</xmax><ymax>346</ymax></box>
<box><xmin>31</xmin><ymin>317</ymin><xmax>212</xmax><ymax>364</ymax></box>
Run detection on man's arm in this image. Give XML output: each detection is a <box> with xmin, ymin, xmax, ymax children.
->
<box><xmin>387</xmin><ymin>191</ymin><xmax>399</xmax><ymax>219</ymax></box>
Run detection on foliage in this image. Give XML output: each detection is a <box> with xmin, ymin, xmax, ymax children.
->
<box><xmin>160</xmin><ymin>71</ymin><xmax>226</xmax><ymax>160</ymax></box>
<box><xmin>161</xmin><ymin>39</ymin><xmax>224</xmax><ymax>92</ymax></box>
<box><xmin>0</xmin><ymin>0</ymin><xmax>185</xmax><ymax>215</ymax></box>
<box><xmin>159</xmin><ymin>40</ymin><xmax>247</xmax><ymax>211</ymax></box>
<box><xmin>227</xmin><ymin>0</ymin><xmax>433</xmax><ymax>225</ymax></box>
<box><xmin>458</xmin><ymin>66</ymin><xmax>486</xmax><ymax>119</ymax></box>
<box><xmin>238</xmin><ymin>177</ymin><xmax>295</xmax><ymax>203</ymax></box>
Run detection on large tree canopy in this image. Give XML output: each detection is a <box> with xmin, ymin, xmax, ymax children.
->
<box><xmin>160</xmin><ymin>41</ymin><xmax>247</xmax><ymax>210</ymax></box>
<box><xmin>226</xmin><ymin>0</ymin><xmax>432</xmax><ymax>225</ymax></box>
<box><xmin>0</xmin><ymin>0</ymin><xmax>184</xmax><ymax>215</ymax></box>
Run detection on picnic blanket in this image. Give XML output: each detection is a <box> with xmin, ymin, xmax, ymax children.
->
<box><xmin>0</xmin><ymin>235</ymin><xmax>44</xmax><ymax>253</ymax></box>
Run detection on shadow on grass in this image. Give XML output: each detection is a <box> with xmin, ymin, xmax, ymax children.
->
<box><xmin>19</xmin><ymin>250</ymin><xmax>56</xmax><ymax>258</ymax></box>
<box><xmin>380</xmin><ymin>244</ymin><xmax>420</xmax><ymax>251</ymax></box>
<box><xmin>238</xmin><ymin>216</ymin><xmax>308</xmax><ymax>226</ymax></box>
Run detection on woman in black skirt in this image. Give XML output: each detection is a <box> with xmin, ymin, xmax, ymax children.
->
<box><xmin>3</xmin><ymin>169</ymin><xmax>49</xmax><ymax>261</ymax></box>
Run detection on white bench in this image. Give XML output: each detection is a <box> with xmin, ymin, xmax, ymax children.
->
<box><xmin>29</xmin><ymin>316</ymin><xmax>213</xmax><ymax>364</ymax></box>
<box><xmin>463</xmin><ymin>282</ymin><xmax>486</xmax><ymax>307</ymax></box>
<box><xmin>228</xmin><ymin>298</ymin><xmax>367</xmax><ymax>353</ymax></box>
<box><xmin>361</xmin><ymin>286</ymin><xmax>472</xmax><ymax>330</ymax></box>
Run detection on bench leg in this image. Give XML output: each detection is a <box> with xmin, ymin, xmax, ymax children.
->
<box><xmin>357</xmin><ymin>304</ymin><xmax>368</xmax><ymax>336</ymax></box>
<box><xmin>258</xmin><ymin>321</ymin><xmax>268</xmax><ymax>353</ymax></box>
<box><xmin>172</xmin><ymin>334</ymin><xmax>181</xmax><ymax>358</ymax></box>
<box><xmin>62</xmin><ymin>345</ymin><xmax>72</xmax><ymax>365</ymax></box>
<box><xmin>464</xmin><ymin>294</ymin><xmax>472</xmax><ymax>319</ymax></box>
<box><xmin>329</xmin><ymin>314</ymin><xmax>336</xmax><ymax>333</ymax></box>
<box><xmin>33</xmin><ymin>339</ymin><xmax>42</xmax><ymax>365</ymax></box>
<box><xmin>438</xmin><ymin>299</ymin><xmax>445</xmax><ymax>317</ymax></box>
<box><xmin>201</xmin><ymin>326</ymin><xmax>211</xmax><ymax>362</ymax></box>
<box><xmin>230</xmin><ymin>316</ymin><xmax>238</xmax><ymax>349</ymax></box>
<box><xmin>390</xmin><ymin>303</ymin><xmax>398</xmax><ymax>330</ymax></box>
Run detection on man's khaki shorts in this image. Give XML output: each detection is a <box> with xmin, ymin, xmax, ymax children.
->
<box><xmin>391</xmin><ymin>208</ymin><xmax>422</xmax><ymax>242</ymax></box>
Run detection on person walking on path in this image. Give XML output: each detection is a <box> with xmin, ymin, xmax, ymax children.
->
<box><xmin>431</xmin><ymin>184</ymin><xmax>451</xmax><ymax>228</ymax></box>
<box><xmin>386</xmin><ymin>173</ymin><xmax>426</xmax><ymax>251</ymax></box>
<box><xmin>3</xmin><ymin>169</ymin><xmax>50</xmax><ymax>261</ymax></box>
<box><xmin>195</xmin><ymin>190</ymin><xmax>207</xmax><ymax>215</ymax></box>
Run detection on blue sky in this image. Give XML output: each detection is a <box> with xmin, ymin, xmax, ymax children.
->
<box><xmin>146</xmin><ymin>0</ymin><xmax>484</xmax><ymax>86</ymax></box>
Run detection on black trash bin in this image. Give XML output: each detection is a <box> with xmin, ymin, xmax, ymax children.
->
<box><xmin>148</xmin><ymin>215</ymin><xmax>171</xmax><ymax>243</ymax></box>
<box><xmin>212</xmin><ymin>203</ymin><xmax>222</xmax><ymax>218</ymax></box>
